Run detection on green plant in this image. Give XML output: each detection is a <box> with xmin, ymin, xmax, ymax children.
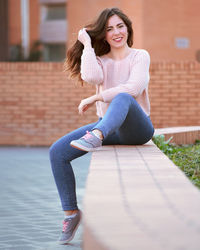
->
<box><xmin>153</xmin><ymin>135</ymin><xmax>200</xmax><ymax>189</ymax></box>
<box><xmin>152</xmin><ymin>134</ymin><xmax>174</xmax><ymax>155</ymax></box>
<box><xmin>9</xmin><ymin>40</ymin><xmax>42</xmax><ymax>62</ymax></box>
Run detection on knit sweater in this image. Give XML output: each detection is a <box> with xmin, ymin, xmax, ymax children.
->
<box><xmin>80</xmin><ymin>47</ymin><xmax>151</xmax><ymax>117</ymax></box>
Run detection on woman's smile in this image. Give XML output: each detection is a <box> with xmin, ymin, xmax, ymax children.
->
<box><xmin>113</xmin><ymin>37</ymin><xmax>123</xmax><ymax>42</ymax></box>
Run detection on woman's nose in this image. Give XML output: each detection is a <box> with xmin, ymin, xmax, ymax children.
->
<box><xmin>113</xmin><ymin>28</ymin><xmax>120</xmax><ymax>35</ymax></box>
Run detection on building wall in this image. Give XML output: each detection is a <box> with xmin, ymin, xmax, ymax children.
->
<box><xmin>67</xmin><ymin>0</ymin><xmax>200</xmax><ymax>61</ymax></box>
<box><xmin>7</xmin><ymin>0</ymin><xmax>66</xmax><ymax>61</ymax></box>
<box><xmin>0</xmin><ymin>0</ymin><xmax>9</xmax><ymax>61</ymax></box>
<box><xmin>143</xmin><ymin>0</ymin><xmax>200</xmax><ymax>61</ymax></box>
<box><xmin>5</xmin><ymin>0</ymin><xmax>200</xmax><ymax>61</ymax></box>
<box><xmin>8</xmin><ymin>0</ymin><xmax>21</xmax><ymax>46</ymax></box>
<box><xmin>29</xmin><ymin>0</ymin><xmax>40</xmax><ymax>47</ymax></box>
<box><xmin>67</xmin><ymin>0</ymin><xmax>144</xmax><ymax>49</ymax></box>
<box><xmin>0</xmin><ymin>61</ymin><xmax>200</xmax><ymax>146</ymax></box>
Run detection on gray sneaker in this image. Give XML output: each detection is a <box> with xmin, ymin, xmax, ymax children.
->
<box><xmin>70</xmin><ymin>131</ymin><xmax>102</xmax><ymax>152</ymax></box>
<box><xmin>58</xmin><ymin>210</ymin><xmax>81</xmax><ymax>245</ymax></box>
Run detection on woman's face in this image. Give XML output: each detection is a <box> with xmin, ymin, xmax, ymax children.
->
<box><xmin>105</xmin><ymin>14</ymin><xmax>128</xmax><ymax>49</ymax></box>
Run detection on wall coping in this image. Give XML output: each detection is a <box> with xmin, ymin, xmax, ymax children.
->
<box><xmin>83</xmin><ymin>128</ymin><xmax>200</xmax><ymax>250</ymax></box>
<box><xmin>1</xmin><ymin>60</ymin><xmax>200</xmax><ymax>71</ymax></box>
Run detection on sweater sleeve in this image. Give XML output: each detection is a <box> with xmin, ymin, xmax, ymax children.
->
<box><xmin>80</xmin><ymin>47</ymin><xmax>104</xmax><ymax>85</ymax></box>
<box><xmin>101</xmin><ymin>50</ymin><xmax>150</xmax><ymax>103</ymax></box>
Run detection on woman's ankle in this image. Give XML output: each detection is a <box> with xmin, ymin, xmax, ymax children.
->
<box><xmin>64</xmin><ymin>209</ymin><xmax>79</xmax><ymax>216</ymax></box>
<box><xmin>92</xmin><ymin>129</ymin><xmax>104</xmax><ymax>140</ymax></box>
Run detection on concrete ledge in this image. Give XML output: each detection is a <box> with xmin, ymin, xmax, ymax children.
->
<box><xmin>83</xmin><ymin>137</ymin><xmax>200</xmax><ymax>250</ymax></box>
<box><xmin>155</xmin><ymin>126</ymin><xmax>200</xmax><ymax>144</ymax></box>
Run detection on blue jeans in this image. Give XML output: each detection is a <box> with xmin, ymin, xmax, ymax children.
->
<box><xmin>49</xmin><ymin>93</ymin><xmax>154</xmax><ymax>211</ymax></box>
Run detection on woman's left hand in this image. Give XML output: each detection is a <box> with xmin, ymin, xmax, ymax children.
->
<box><xmin>78</xmin><ymin>94</ymin><xmax>103</xmax><ymax>115</ymax></box>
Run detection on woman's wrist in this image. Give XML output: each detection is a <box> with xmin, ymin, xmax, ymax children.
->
<box><xmin>84</xmin><ymin>42</ymin><xmax>92</xmax><ymax>48</ymax></box>
<box><xmin>95</xmin><ymin>94</ymin><xmax>103</xmax><ymax>102</ymax></box>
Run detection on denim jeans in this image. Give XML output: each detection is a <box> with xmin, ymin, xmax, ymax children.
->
<box><xmin>49</xmin><ymin>93</ymin><xmax>154</xmax><ymax>211</ymax></box>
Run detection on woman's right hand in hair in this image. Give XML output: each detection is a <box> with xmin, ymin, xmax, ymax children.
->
<box><xmin>78</xmin><ymin>28</ymin><xmax>91</xmax><ymax>47</ymax></box>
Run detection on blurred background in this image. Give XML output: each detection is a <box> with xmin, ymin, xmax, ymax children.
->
<box><xmin>1</xmin><ymin>0</ymin><xmax>200</xmax><ymax>62</ymax></box>
<box><xmin>0</xmin><ymin>0</ymin><xmax>200</xmax><ymax>146</ymax></box>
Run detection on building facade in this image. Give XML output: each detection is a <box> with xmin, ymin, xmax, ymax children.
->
<box><xmin>1</xmin><ymin>0</ymin><xmax>200</xmax><ymax>62</ymax></box>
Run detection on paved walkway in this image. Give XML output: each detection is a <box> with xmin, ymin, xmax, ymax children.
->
<box><xmin>0</xmin><ymin>147</ymin><xmax>91</xmax><ymax>250</ymax></box>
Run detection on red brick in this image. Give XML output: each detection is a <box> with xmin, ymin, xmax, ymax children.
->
<box><xmin>0</xmin><ymin>61</ymin><xmax>200</xmax><ymax>145</ymax></box>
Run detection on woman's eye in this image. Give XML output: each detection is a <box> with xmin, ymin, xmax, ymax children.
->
<box><xmin>107</xmin><ymin>28</ymin><xmax>112</xmax><ymax>32</ymax></box>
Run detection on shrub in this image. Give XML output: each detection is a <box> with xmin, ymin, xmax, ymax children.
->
<box><xmin>153</xmin><ymin>135</ymin><xmax>200</xmax><ymax>189</ymax></box>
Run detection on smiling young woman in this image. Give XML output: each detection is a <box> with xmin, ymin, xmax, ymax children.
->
<box><xmin>49</xmin><ymin>7</ymin><xmax>154</xmax><ymax>245</ymax></box>
<box><xmin>105</xmin><ymin>14</ymin><xmax>129</xmax><ymax>52</ymax></box>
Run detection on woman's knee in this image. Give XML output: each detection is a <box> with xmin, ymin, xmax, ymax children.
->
<box><xmin>49</xmin><ymin>141</ymin><xmax>60</xmax><ymax>162</ymax></box>
<box><xmin>49</xmin><ymin>136</ymin><xmax>69</xmax><ymax>163</ymax></box>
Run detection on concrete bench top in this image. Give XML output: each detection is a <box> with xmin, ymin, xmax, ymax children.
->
<box><xmin>155</xmin><ymin>126</ymin><xmax>200</xmax><ymax>144</ymax></box>
<box><xmin>83</xmin><ymin>140</ymin><xmax>200</xmax><ymax>250</ymax></box>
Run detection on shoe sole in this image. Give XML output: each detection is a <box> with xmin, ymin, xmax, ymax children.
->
<box><xmin>70</xmin><ymin>141</ymin><xmax>102</xmax><ymax>152</ymax></box>
<box><xmin>58</xmin><ymin>212</ymin><xmax>82</xmax><ymax>245</ymax></box>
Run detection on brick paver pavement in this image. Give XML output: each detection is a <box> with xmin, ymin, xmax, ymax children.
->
<box><xmin>0</xmin><ymin>147</ymin><xmax>91</xmax><ymax>250</ymax></box>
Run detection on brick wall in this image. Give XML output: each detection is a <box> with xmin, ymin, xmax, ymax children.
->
<box><xmin>0</xmin><ymin>62</ymin><xmax>200</xmax><ymax>146</ymax></box>
<box><xmin>149</xmin><ymin>62</ymin><xmax>200</xmax><ymax>128</ymax></box>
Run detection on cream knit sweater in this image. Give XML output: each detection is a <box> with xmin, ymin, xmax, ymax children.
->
<box><xmin>80</xmin><ymin>47</ymin><xmax>151</xmax><ymax>117</ymax></box>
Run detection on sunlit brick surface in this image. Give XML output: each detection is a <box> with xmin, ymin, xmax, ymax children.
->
<box><xmin>83</xmin><ymin>142</ymin><xmax>200</xmax><ymax>250</ymax></box>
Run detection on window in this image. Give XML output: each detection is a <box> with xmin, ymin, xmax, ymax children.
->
<box><xmin>45</xmin><ymin>4</ymin><xmax>66</xmax><ymax>20</ymax></box>
<box><xmin>43</xmin><ymin>44</ymin><xmax>66</xmax><ymax>62</ymax></box>
<box><xmin>39</xmin><ymin>1</ymin><xmax>67</xmax><ymax>61</ymax></box>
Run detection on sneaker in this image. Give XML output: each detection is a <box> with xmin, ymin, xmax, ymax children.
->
<box><xmin>58</xmin><ymin>210</ymin><xmax>81</xmax><ymax>245</ymax></box>
<box><xmin>70</xmin><ymin>131</ymin><xmax>102</xmax><ymax>152</ymax></box>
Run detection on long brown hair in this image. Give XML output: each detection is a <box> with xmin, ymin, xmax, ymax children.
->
<box><xmin>65</xmin><ymin>8</ymin><xmax>134</xmax><ymax>83</ymax></box>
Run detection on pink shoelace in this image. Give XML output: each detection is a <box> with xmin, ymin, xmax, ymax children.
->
<box><xmin>82</xmin><ymin>131</ymin><xmax>93</xmax><ymax>140</ymax></box>
<box><xmin>62</xmin><ymin>220</ymin><xmax>69</xmax><ymax>232</ymax></box>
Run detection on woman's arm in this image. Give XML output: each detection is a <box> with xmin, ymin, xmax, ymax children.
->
<box><xmin>78</xmin><ymin>29</ymin><xmax>104</xmax><ymax>85</ymax></box>
<box><xmin>100</xmin><ymin>50</ymin><xmax>150</xmax><ymax>102</ymax></box>
<box><xmin>78</xmin><ymin>93</ymin><xmax>103</xmax><ymax>115</ymax></box>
